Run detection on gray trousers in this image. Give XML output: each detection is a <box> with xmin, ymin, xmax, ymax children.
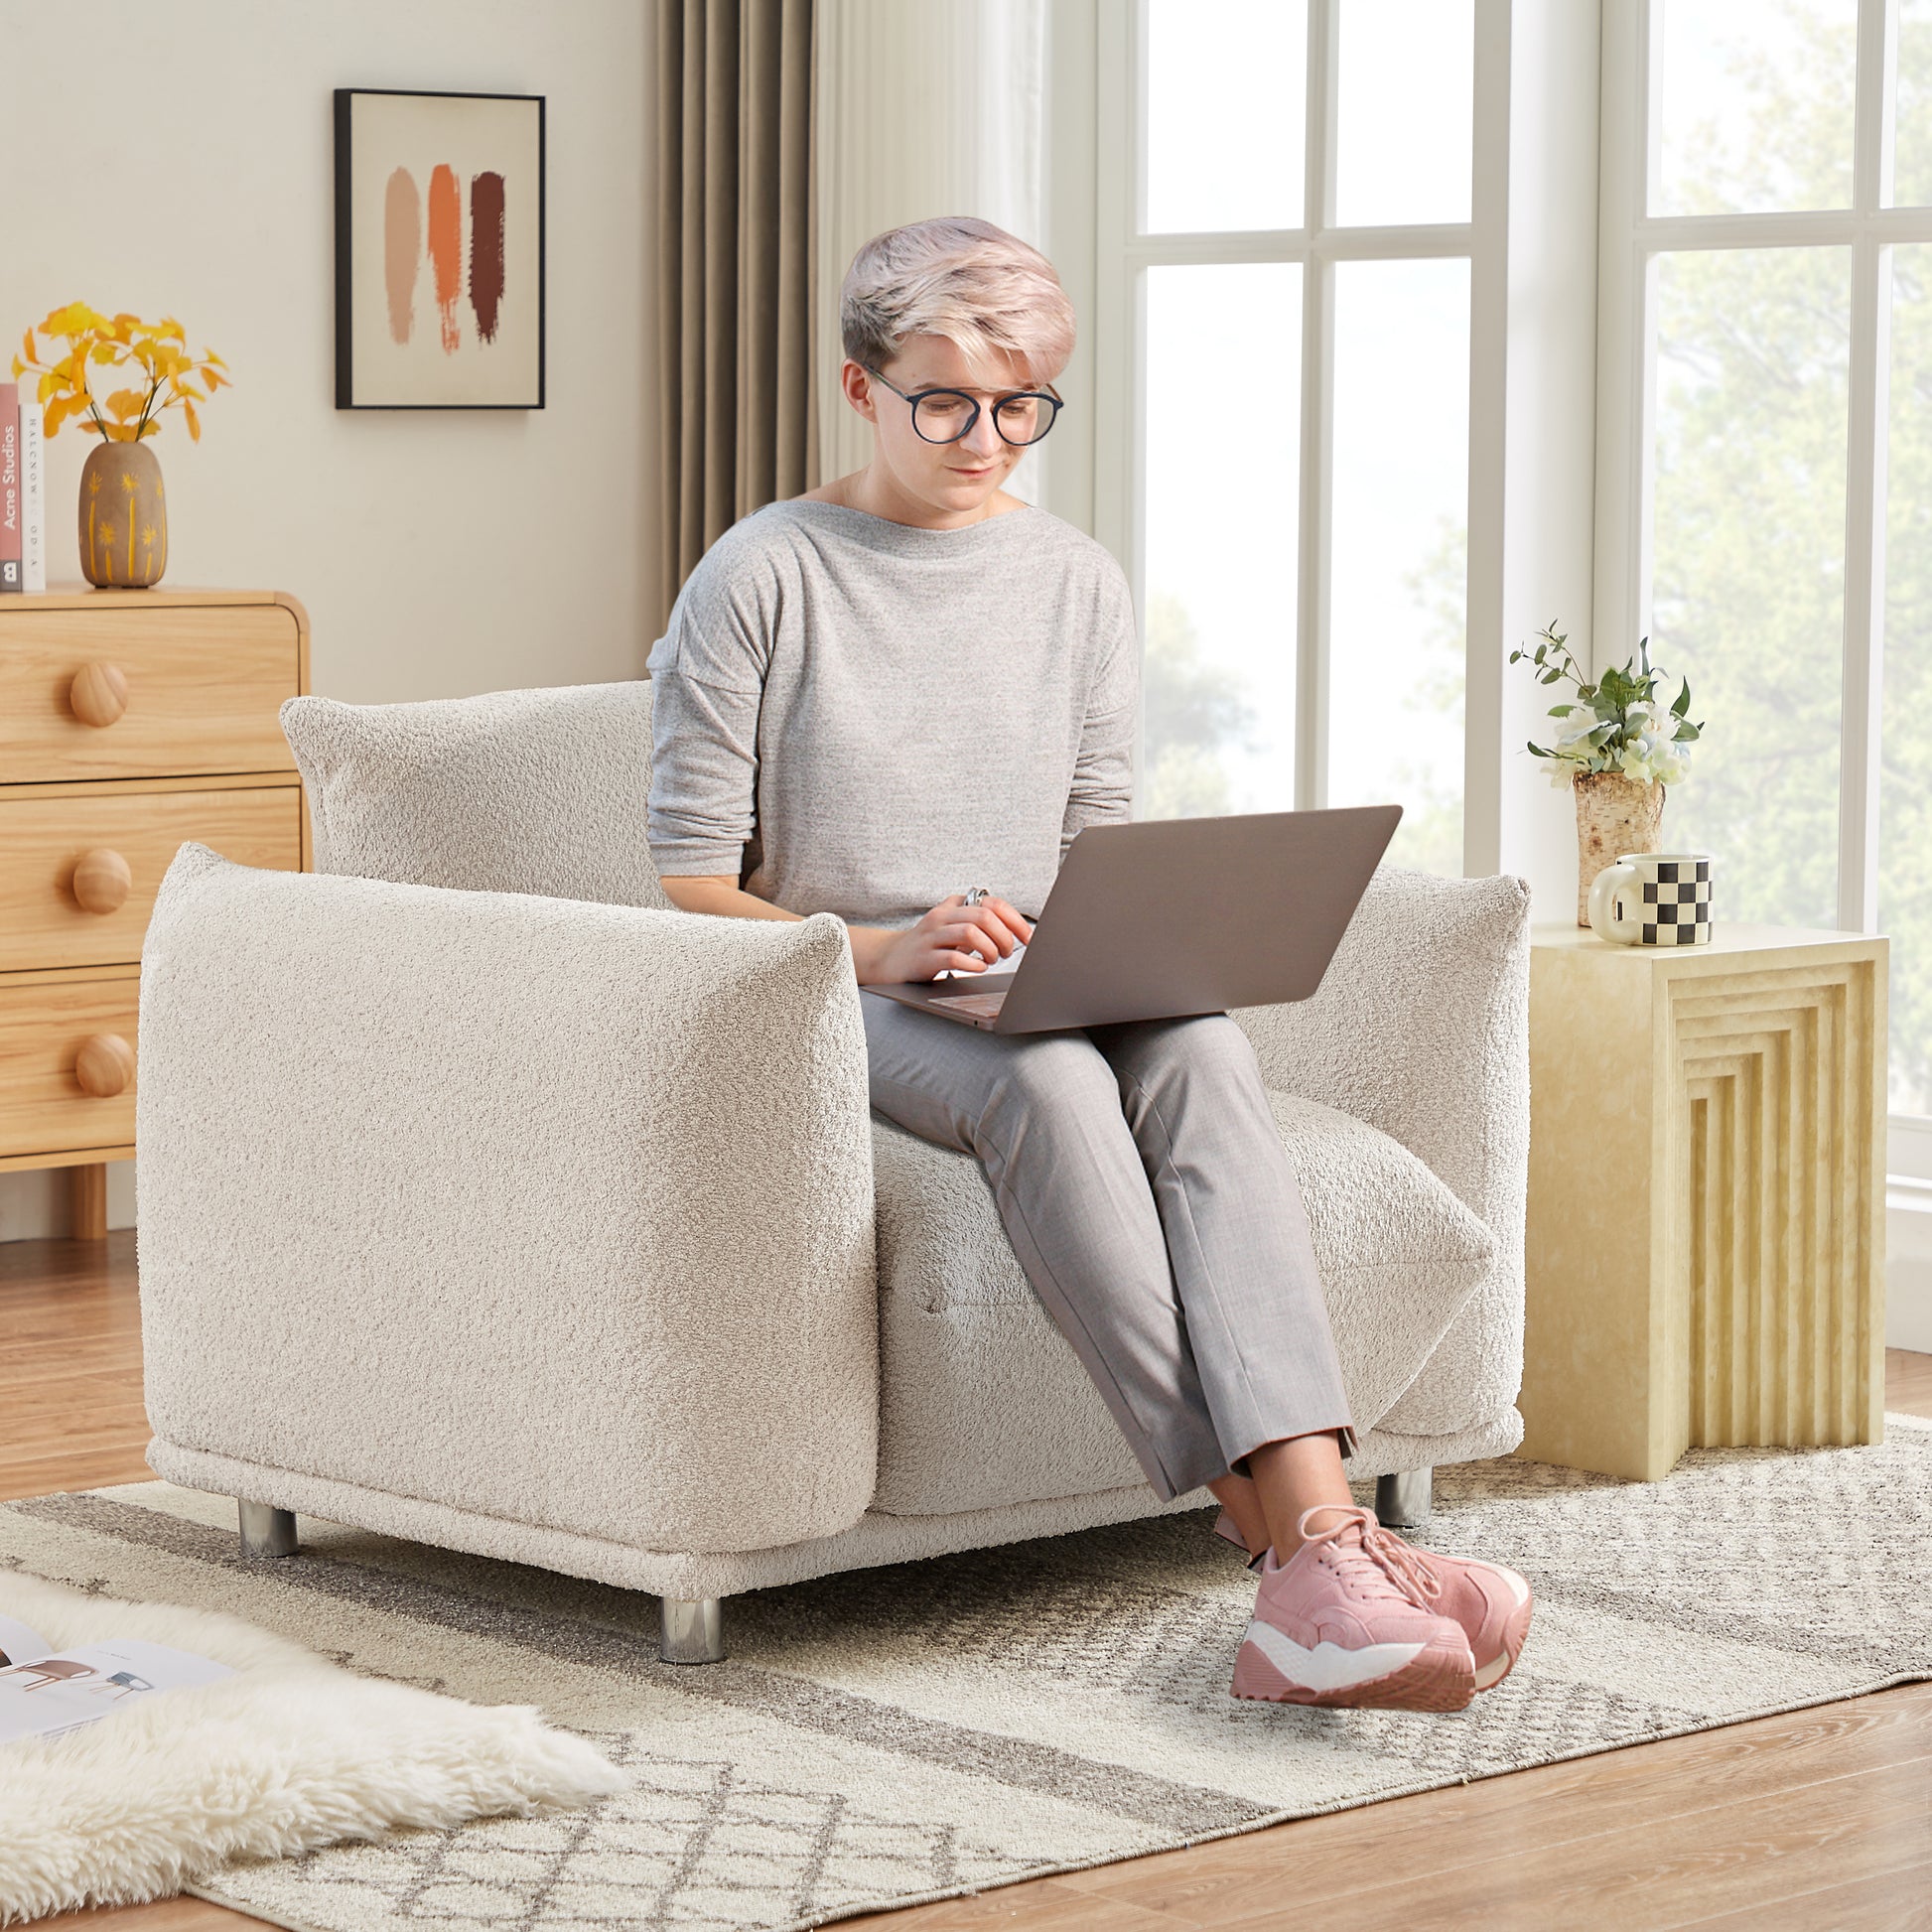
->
<box><xmin>861</xmin><ymin>995</ymin><xmax>1355</xmax><ymax>1500</ymax></box>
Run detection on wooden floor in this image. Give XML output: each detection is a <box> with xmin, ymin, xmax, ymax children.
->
<box><xmin>6</xmin><ymin>1234</ymin><xmax>1930</xmax><ymax>1932</ymax></box>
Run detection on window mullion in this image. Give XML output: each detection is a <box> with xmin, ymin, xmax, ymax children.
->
<box><xmin>1840</xmin><ymin>0</ymin><xmax>1896</xmax><ymax>931</ymax></box>
<box><xmin>1463</xmin><ymin>0</ymin><xmax>1508</xmax><ymax>880</ymax></box>
<box><xmin>1840</xmin><ymin>232</ymin><xmax>1891</xmax><ymax>935</ymax></box>
<box><xmin>1593</xmin><ymin>0</ymin><xmax>1653</xmax><ymax>692</ymax></box>
<box><xmin>1636</xmin><ymin>210</ymin><xmax>1861</xmax><ymax>250</ymax></box>
<box><xmin>1860</xmin><ymin>0</ymin><xmax>1897</xmax><ymax>213</ymax></box>
<box><xmin>1091</xmin><ymin>2</ymin><xmax>1135</xmax><ymax>581</ymax></box>
<box><xmin>1099</xmin><ymin>0</ymin><xmax>1142</xmax><ymax>805</ymax></box>
<box><xmin>1297</xmin><ymin>0</ymin><xmax>1338</xmax><ymax>812</ymax></box>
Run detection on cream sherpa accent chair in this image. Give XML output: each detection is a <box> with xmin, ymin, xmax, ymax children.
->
<box><xmin>136</xmin><ymin>682</ymin><xmax>1531</xmax><ymax>1664</ymax></box>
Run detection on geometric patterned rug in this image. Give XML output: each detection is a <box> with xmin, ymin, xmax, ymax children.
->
<box><xmin>3</xmin><ymin>1422</ymin><xmax>1928</xmax><ymax>1932</ymax></box>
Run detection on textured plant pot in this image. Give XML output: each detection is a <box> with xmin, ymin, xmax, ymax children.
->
<box><xmin>78</xmin><ymin>439</ymin><xmax>167</xmax><ymax>588</ymax></box>
<box><xmin>1574</xmin><ymin>770</ymin><xmax>1665</xmax><ymax>926</ymax></box>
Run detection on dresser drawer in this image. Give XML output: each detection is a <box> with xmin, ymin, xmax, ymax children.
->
<box><xmin>0</xmin><ymin>784</ymin><xmax>303</xmax><ymax>973</ymax></box>
<box><xmin>0</xmin><ymin>606</ymin><xmax>301</xmax><ymax>781</ymax></box>
<box><xmin>0</xmin><ymin>976</ymin><xmax>139</xmax><ymax>1160</ymax></box>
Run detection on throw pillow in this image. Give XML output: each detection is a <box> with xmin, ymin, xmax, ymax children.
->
<box><xmin>281</xmin><ymin>681</ymin><xmax>669</xmax><ymax>908</ymax></box>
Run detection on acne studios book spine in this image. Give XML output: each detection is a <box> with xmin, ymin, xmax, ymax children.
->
<box><xmin>19</xmin><ymin>398</ymin><xmax>45</xmax><ymax>593</ymax></box>
<box><xmin>0</xmin><ymin>382</ymin><xmax>19</xmax><ymax>593</ymax></box>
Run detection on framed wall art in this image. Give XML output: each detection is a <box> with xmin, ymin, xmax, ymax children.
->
<box><xmin>334</xmin><ymin>88</ymin><xmax>545</xmax><ymax>409</ymax></box>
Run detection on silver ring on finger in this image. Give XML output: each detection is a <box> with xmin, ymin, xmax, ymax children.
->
<box><xmin>963</xmin><ymin>885</ymin><xmax>991</xmax><ymax>907</ymax></box>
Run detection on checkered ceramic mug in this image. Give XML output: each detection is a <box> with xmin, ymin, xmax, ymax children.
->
<box><xmin>1587</xmin><ymin>852</ymin><xmax>1715</xmax><ymax>946</ymax></box>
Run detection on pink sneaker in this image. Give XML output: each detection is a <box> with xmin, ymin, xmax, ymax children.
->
<box><xmin>1423</xmin><ymin>1550</ymin><xmax>1534</xmax><ymax>1691</ymax></box>
<box><xmin>1232</xmin><ymin>1507</ymin><xmax>1475</xmax><ymax>1712</ymax></box>
<box><xmin>1217</xmin><ymin>1508</ymin><xmax>1534</xmax><ymax>1692</ymax></box>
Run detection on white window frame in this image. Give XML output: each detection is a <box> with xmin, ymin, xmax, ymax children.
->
<box><xmin>1089</xmin><ymin>0</ymin><xmax>1512</xmax><ymax>873</ymax></box>
<box><xmin>1593</xmin><ymin>0</ymin><xmax>1932</xmax><ymax>1171</ymax></box>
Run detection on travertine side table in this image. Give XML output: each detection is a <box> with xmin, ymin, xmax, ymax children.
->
<box><xmin>1521</xmin><ymin>923</ymin><xmax>1887</xmax><ymax>1480</ymax></box>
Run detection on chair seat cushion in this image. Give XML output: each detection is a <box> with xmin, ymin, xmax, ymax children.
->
<box><xmin>871</xmin><ymin>1090</ymin><xmax>1498</xmax><ymax>1516</ymax></box>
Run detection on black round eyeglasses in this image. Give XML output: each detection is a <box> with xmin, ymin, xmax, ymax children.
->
<box><xmin>862</xmin><ymin>365</ymin><xmax>1063</xmax><ymax>447</ymax></box>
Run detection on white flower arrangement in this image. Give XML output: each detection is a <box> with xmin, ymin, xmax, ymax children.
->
<box><xmin>1510</xmin><ymin>622</ymin><xmax>1703</xmax><ymax>791</ymax></box>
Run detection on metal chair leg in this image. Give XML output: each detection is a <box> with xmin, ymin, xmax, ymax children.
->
<box><xmin>1375</xmin><ymin>1466</ymin><xmax>1434</xmax><ymax>1529</ymax></box>
<box><xmin>237</xmin><ymin>1499</ymin><xmax>299</xmax><ymax>1559</ymax></box>
<box><xmin>659</xmin><ymin>1596</ymin><xmax>725</xmax><ymax>1664</ymax></box>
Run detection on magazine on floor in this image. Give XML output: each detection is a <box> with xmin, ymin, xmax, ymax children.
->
<box><xmin>0</xmin><ymin>1610</ymin><xmax>233</xmax><ymax>1742</ymax></box>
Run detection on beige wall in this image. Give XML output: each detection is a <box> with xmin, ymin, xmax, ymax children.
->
<box><xmin>0</xmin><ymin>0</ymin><xmax>654</xmax><ymax>1238</ymax></box>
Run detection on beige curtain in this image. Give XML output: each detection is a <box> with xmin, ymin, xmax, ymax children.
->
<box><xmin>812</xmin><ymin>0</ymin><xmax>1048</xmax><ymax>485</ymax></box>
<box><xmin>654</xmin><ymin>0</ymin><xmax>819</xmax><ymax>621</ymax></box>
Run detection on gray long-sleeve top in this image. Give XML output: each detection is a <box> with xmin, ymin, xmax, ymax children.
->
<box><xmin>644</xmin><ymin>498</ymin><xmax>1139</xmax><ymax>928</ymax></box>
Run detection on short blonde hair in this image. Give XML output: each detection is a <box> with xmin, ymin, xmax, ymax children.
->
<box><xmin>840</xmin><ymin>216</ymin><xmax>1075</xmax><ymax>383</ymax></box>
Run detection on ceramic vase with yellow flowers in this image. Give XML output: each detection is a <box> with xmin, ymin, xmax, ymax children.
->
<box><xmin>12</xmin><ymin>305</ymin><xmax>229</xmax><ymax>589</ymax></box>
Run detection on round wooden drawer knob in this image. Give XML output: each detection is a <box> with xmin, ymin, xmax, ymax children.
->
<box><xmin>69</xmin><ymin>661</ymin><xmax>129</xmax><ymax>728</ymax></box>
<box><xmin>73</xmin><ymin>1033</ymin><xmax>135</xmax><ymax>1098</ymax></box>
<box><xmin>71</xmin><ymin>847</ymin><xmax>133</xmax><ymax>914</ymax></box>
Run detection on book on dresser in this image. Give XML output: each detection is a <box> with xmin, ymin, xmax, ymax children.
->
<box><xmin>19</xmin><ymin>398</ymin><xmax>45</xmax><ymax>595</ymax></box>
<box><xmin>0</xmin><ymin>382</ymin><xmax>18</xmax><ymax>593</ymax></box>
<box><xmin>0</xmin><ymin>589</ymin><xmax>311</xmax><ymax>1237</ymax></box>
<box><xmin>1</xmin><ymin>382</ymin><xmax>48</xmax><ymax>594</ymax></box>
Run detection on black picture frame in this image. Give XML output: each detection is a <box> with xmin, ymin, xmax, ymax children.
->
<box><xmin>334</xmin><ymin>87</ymin><xmax>546</xmax><ymax>410</ymax></box>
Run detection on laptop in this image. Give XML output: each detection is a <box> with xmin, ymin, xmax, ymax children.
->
<box><xmin>863</xmin><ymin>804</ymin><xmax>1402</xmax><ymax>1035</ymax></box>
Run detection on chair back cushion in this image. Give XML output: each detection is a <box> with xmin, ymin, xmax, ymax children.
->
<box><xmin>281</xmin><ymin>682</ymin><xmax>669</xmax><ymax>908</ymax></box>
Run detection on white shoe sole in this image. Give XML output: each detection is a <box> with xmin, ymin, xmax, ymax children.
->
<box><xmin>1232</xmin><ymin>1622</ymin><xmax>1475</xmax><ymax>1712</ymax></box>
<box><xmin>1238</xmin><ymin>1620</ymin><xmax>1427</xmax><ymax>1694</ymax></box>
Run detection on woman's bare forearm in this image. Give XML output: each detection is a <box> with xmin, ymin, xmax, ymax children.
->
<box><xmin>659</xmin><ymin>876</ymin><xmax>803</xmax><ymax>924</ymax></box>
<box><xmin>656</xmin><ymin>874</ymin><xmax>902</xmax><ymax>983</ymax></box>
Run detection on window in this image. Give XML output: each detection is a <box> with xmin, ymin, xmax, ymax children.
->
<box><xmin>1093</xmin><ymin>0</ymin><xmax>1488</xmax><ymax>876</ymax></box>
<box><xmin>1596</xmin><ymin>0</ymin><xmax>1932</xmax><ymax>1159</ymax></box>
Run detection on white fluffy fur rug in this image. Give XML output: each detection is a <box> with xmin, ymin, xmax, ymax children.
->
<box><xmin>0</xmin><ymin>1570</ymin><xmax>621</xmax><ymax>1924</ymax></box>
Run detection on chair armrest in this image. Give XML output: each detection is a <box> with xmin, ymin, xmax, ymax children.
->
<box><xmin>1232</xmin><ymin>866</ymin><xmax>1532</xmax><ymax>1244</ymax></box>
<box><xmin>137</xmin><ymin>845</ymin><xmax>877</xmax><ymax>1557</ymax></box>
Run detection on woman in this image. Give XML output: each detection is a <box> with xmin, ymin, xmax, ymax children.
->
<box><xmin>647</xmin><ymin>216</ymin><xmax>1531</xmax><ymax>1711</ymax></box>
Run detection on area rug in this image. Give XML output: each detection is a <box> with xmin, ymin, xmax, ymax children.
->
<box><xmin>2</xmin><ymin>1421</ymin><xmax>1927</xmax><ymax>1932</ymax></box>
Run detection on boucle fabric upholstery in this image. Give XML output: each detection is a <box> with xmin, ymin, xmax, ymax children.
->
<box><xmin>143</xmin><ymin>1405</ymin><xmax>1525</xmax><ymax>1602</ymax></box>
<box><xmin>1234</xmin><ymin>867</ymin><xmax>1532</xmax><ymax>1436</ymax></box>
<box><xmin>281</xmin><ymin>682</ymin><xmax>671</xmax><ymax>910</ymax></box>
<box><xmin>143</xmin><ymin>1439</ymin><xmax>1215</xmax><ymax>1602</ymax></box>
<box><xmin>137</xmin><ymin>698</ymin><xmax>1532</xmax><ymax>1605</ymax></box>
<box><xmin>868</xmin><ymin>1093</ymin><xmax>1495</xmax><ymax>1516</ymax></box>
<box><xmin>137</xmin><ymin>845</ymin><xmax>877</xmax><ymax>1557</ymax></box>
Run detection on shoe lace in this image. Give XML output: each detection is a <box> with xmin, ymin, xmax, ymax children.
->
<box><xmin>1296</xmin><ymin>1505</ymin><xmax>1442</xmax><ymax>1610</ymax></box>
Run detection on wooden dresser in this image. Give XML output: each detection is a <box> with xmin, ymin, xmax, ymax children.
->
<box><xmin>0</xmin><ymin>590</ymin><xmax>310</xmax><ymax>1235</ymax></box>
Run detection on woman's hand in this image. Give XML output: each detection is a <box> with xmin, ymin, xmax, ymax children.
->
<box><xmin>657</xmin><ymin>876</ymin><xmax>1033</xmax><ymax>988</ymax></box>
<box><xmin>854</xmin><ymin>894</ymin><xmax>1034</xmax><ymax>986</ymax></box>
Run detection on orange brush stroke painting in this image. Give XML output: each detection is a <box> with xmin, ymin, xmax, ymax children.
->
<box><xmin>427</xmin><ymin>163</ymin><xmax>463</xmax><ymax>354</ymax></box>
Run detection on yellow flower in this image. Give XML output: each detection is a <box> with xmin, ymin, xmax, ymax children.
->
<box><xmin>19</xmin><ymin>304</ymin><xmax>230</xmax><ymax>440</ymax></box>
